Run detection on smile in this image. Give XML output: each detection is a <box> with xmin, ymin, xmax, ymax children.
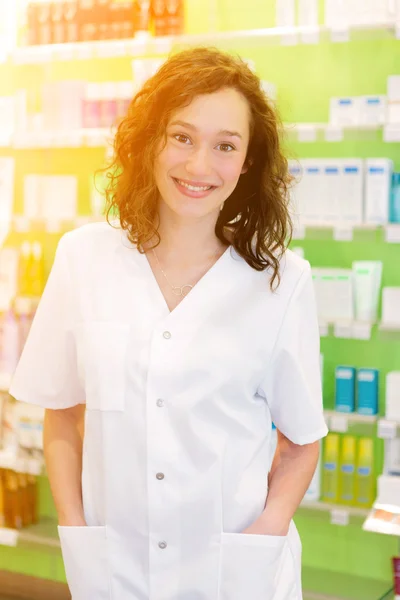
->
<box><xmin>173</xmin><ymin>178</ymin><xmax>216</xmax><ymax>192</ymax></box>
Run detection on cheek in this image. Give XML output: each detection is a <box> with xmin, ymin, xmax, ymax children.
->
<box><xmin>156</xmin><ymin>144</ymin><xmax>185</xmax><ymax>176</ymax></box>
<box><xmin>218</xmin><ymin>156</ymin><xmax>246</xmax><ymax>185</ymax></box>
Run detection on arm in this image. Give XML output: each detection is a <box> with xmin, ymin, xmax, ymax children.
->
<box><xmin>243</xmin><ymin>430</ymin><xmax>319</xmax><ymax>536</ymax></box>
<box><xmin>43</xmin><ymin>405</ymin><xmax>87</xmax><ymax>526</ymax></box>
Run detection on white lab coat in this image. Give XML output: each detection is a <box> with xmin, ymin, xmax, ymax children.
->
<box><xmin>10</xmin><ymin>222</ymin><xmax>328</xmax><ymax>600</ymax></box>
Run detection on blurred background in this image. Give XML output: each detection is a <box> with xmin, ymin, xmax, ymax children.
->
<box><xmin>0</xmin><ymin>1</ymin><xmax>399</xmax><ymax>599</ymax></box>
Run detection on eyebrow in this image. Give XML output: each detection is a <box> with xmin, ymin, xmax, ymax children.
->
<box><xmin>169</xmin><ymin>120</ymin><xmax>243</xmax><ymax>140</ymax></box>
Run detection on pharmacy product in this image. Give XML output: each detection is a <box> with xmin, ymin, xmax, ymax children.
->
<box><xmin>386</xmin><ymin>372</ymin><xmax>400</xmax><ymax>421</ymax></box>
<box><xmin>356</xmin><ymin>368</ymin><xmax>379</xmax><ymax>416</ymax></box>
<box><xmin>390</xmin><ymin>173</ymin><xmax>400</xmax><ymax>223</ymax></box>
<box><xmin>352</xmin><ymin>260</ymin><xmax>382</xmax><ymax>322</ymax></box>
<box><xmin>322</xmin><ymin>433</ymin><xmax>340</xmax><ymax>502</ymax></box>
<box><xmin>276</xmin><ymin>0</ymin><xmax>296</xmax><ymax>26</ymax></box>
<box><xmin>365</xmin><ymin>158</ymin><xmax>393</xmax><ymax>225</ymax></box>
<box><xmin>339</xmin><ymin>435</ymin><xmax>356</xmax><ymax>504</ymax></box>
<box><xmin>341</xmin><ymin>159</ymin><xmax>364</xmax><ymax>225</ymax></box>
<box><xmin>355</xmin><ymin>438</ymin><xmax>375</xmax><ymax>508</ymax></box>
<box><xmin>335</xmin><ymin>366</ymin><xmax>356</xmax><ymax>413</ymax></box>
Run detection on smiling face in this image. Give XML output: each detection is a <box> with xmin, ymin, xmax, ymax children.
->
<box><xmin>154</xmin><ymin>88</ymin><xmax>251</xmax><ymax>222</ymax></box>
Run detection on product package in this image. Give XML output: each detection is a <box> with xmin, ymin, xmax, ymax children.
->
<box><xmin>392</xmin><ymin>557</ymin><xmax>400</xmax><ymax>600</ymax></box>
<box><xmin>355</xmin><ymin>438</ymin><xmax>375</xmax><ymax>508</ymax></box>
<box><xmin>338</xmin><ymin>435</ymin><xmax>356</xmax><ymax>504</ymax></box>
<box><xmin>365</xmin><ymin>158</ymin><xmax>394</xmax><ymax>225</ymax></box>
<box><xmin>356</xmin><ymin>368</ymin><xmax>379</xmax><ymax>416</ymax></box>
<box><xmin>322</xmin><ymin>433</ymin><xmax>340</xmax><ymax>503</ymax></box>
<box><xmin>390</xmin><ymin>173</ymin><xmax>400</xmax><ymax>223</ymax></box>
<box><xmin>352</xmin><ymin>260</ymin><xmax>383</xmax><ymax>322</ymax></box>
<box><xmin>335</xmin><ymin>366</ymin><xmax>356</xmax><ymax>413</ymax></box>
<box><xmin>381</xmin><ymin>287</ymin><xmax>400</xmax><ymax>329</ymax></box>
<box><xmin>386</xmin><ymin>372</ymin><xmax>400</xmax><ymax>421</ymax></box>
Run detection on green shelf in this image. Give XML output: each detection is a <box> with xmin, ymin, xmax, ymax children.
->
<box><xmin>303</xmin><ymin>567</ymin><xmax>392</xmax><ymax>600</ymax></box>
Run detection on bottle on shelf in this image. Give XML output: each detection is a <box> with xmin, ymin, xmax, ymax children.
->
<box><xmin>165</xmin><ymin>0</ymin><xmax>184</xmax><ymax>36</ymax></box>
<box><xmin>18</xmin><ymin>242</ymin><xmax>32</xmax><ymax>298</ymax></box>
<box><xmin>134</xmin><ymin>0</ymin><xmax>151</xmax><ymax>37</ymax></box>
<box><xmin>64</xmin><ymin>0</ymin><xmax>79</xmax><ymax>43</ymax></box>
<box><xmin>30</xmin><ymin>241</ymin><xmax>45</xmax><ymax>298</ymax></box>
<box><xmin>151</xmin><ymin>0</ymin><xmax>166</xmax><ymax>36</ymax></box>
<box><xmin>4</xmin><ymin>469</ymin><xmax>23</xmax><ymax>530</ymax></box>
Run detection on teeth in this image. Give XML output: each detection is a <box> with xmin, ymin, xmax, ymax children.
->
<box><xmin>177</xmin><ymin>179</ymin><xmax>212</xmax><ymax>192</ymax></box>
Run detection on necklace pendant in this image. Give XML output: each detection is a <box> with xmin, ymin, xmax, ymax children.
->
<box><xmin>181</xmin><ymin>284</ymin><xmax>193</xmax><ymax>296</ymax></box>
<box><xmin>172</xmin><ymin>286</ymin><xmax>184</xmax><ymax>297</ymax></box>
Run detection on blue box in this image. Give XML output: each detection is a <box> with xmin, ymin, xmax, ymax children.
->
<box><xmin>390</xmin><ymin>173</ymin><xmax>400</xmax><ymax>224</ymax></box>
<box><xmin>357</xmin><ymin>368</ymin><xmax>379</xmax><ymax>415</ymax></box>
<box><xmin>335</xmin><ymin>366</ymin><xmax>356</xmax><ymax>413</ymax></box>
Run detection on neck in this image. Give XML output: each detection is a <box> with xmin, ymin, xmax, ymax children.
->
<box><xmin>151</xmin><ymin>205</ymin><xmax>228</xmax><ymax>265</ymax></box>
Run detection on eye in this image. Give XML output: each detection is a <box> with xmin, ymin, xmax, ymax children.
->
<box><xmin>216</xmin><ymin>143</ymin><xmax>235</xmax><ymax>152</ymax></box>
<box><xmin>173</xmin><ymin>134</ymin><xmax>192</xmax><ymax>145</ymax></box>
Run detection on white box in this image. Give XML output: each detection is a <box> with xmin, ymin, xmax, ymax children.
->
<box><xmin>381</xmin><ymin>287</ymin><xmax>400</xmax><ymax>327</ymax></box>
<box><xmin>359</xmin><ymin>96</ymin><xmax>387</xmax><ymax>125</ymax></box>
<box><xmin>330</xmin><ymin>97</ymin><xmax>361</xmax><ymax>127</ymax></box>
<box><xmin>388</xmin><ymin>75</ymin><xmax>400</xmax><ymax>123</ymax></box>
<box><xmin>332</xmin><ymin>269</ymin><xmax>354</xmax><ymax>321</ymax></box>
<box><xmin>341</xmin><ymin>159</ymin><xmax>364</xmax><ymax>224</ymax></box>
<box><xmin>321</xmin><ymin>160</ymin><xmax>342</xmax><ymax>223</ymax></box>
<box><xmin>288</xmin><ymin>160</ymin><xmax>303</xmax><ymax>225</ymax></box>
<box><xmin>298</xmin><ymin>0</ymin><xmax>319</xmax><ymax>26</ymax></box>
<box><xmin>325</xmin><ymin>0</ymin><xmax>349</xmax><ymax>28</ymax></box>
<box><xmin>312</xmin><ymin>268</ymin><xmax>353</xmax><ymax>322</ymax></box>
<box><xmin>386</xmin><ymin>372</ymin><xmax>400</xmax><ymax>421</ymax></box>
<box><xmin>365</xmin><ymin>158</ymin><xmax>393</xmax><ymax>225</ymax></box>
<box><xmin>276</xmin><ymin>0</ymin><xmax>296</xmax><ymax>26</ymax></box>
<box><xmin>301</xmin><ymin>160</ymin><xmax>324</xmax><ymax>224</ymax></box>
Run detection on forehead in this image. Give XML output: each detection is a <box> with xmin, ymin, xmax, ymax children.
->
<box><xmin>169</xmin><ymin>88</ymin><xmax>250</xmax><ymax>139</ymax></box>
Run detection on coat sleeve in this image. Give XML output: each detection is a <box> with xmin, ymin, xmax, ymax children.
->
<box><xmin>9</xmin><ymin>234</ymin><xmax>85</xmax><ymax>409</ymax></box>
<box><xmin>259</xmin><ymin>263</ymin><xmax>328</xmax><ymax>446</ymax></box>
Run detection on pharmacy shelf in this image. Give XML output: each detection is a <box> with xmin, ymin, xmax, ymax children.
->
<box><xmin>290</xmin><ymin>122</ymin><xmax>400</xmax><ymax>143</ymax></box>
<box><xmin>0</xmin><ymin>451</ymin><xmax>43</xmax><ymax>476</ymax></box>
<box><xmin>302</xmin><ymin>567</ymin><xmax>393</xmax><ymax>600</ymax></box>
<box><xmin>324</xmin><ymin>410</ymin><xmax>377</xmax><ymax>436</ymax></box>
<box><xmin>294</xmin><ymin>223</ymin><xmax>400</xmax><ymax>246</ymax></box>
<box><xmin>298</xmin><ymin>500</ymin><xmax>370</xmax><ymax>526</ymax></box>
<box><xmin>10</xmin><ymin>21</ymin><xmax>400</xmax><ymax>65</ymax></box>
<box><xmin>12</xmin><ymin>128</ymin><xmax>112</xmax><ymax>149</ymax></box>
<box><xmin>318</xmin><ymin>320</ymin><xmax>376</xmax><ymax>340</ymax></box>
<box><xmin>0</xmin><ymin>518</ymin><xmax>60</xmax><ymax>550</ymax></box>
<box><xmin>8</xmin><ymin>214</ymin><xmax>103</xmax><ymax>235</ymax></box>
<box><xmin>8</xmin><ymin>122</ymin><xmax>400</xmax><ymax>150</ymax></box>
<box><xmin>377</xmin><ymin>419</ymin><xmax>400</xmax><ymax>439</ymax></box>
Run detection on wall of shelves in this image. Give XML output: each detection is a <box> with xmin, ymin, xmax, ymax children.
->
<box><xmin>0</xmin><ymin>0</ymin><xmax>399</xmax><ymax>595</ymax></box>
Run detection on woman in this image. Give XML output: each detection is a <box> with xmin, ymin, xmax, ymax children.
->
<box><xmin>10</xmin><ymin>47</ymin><xmax>328</xmax><ymax>600</ymax></box>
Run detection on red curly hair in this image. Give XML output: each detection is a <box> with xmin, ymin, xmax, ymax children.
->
<box><xmin>105</xmin><ymin>46</ymin><xmax>293</xmax><ymax>288</ymax></box>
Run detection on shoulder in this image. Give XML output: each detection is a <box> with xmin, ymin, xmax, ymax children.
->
<box><xmin>278</xmin><ymin>249</ymin><xmax>311</xmax><ymax>290</ymax></box>
<box><xmin>58</xmin><ymin>219</ymin><xmax>125</xmax><ymax>259</ymax></box>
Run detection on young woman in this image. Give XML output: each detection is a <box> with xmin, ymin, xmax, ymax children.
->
<box><xmin>10</xmin><ymin>47</ymin><xmax>328</xmax><ymax>600</ymax></box>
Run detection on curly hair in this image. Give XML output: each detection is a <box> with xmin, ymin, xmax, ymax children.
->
<box><xmin>105</xmin><ymin>46</ymin><xmax>293</xmax><ymax>289</ymax></box>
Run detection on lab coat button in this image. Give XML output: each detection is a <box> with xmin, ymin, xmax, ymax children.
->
<box><xmin>156</xmin><ymin>472</ymin><xmax>165</xmax><ymax>480</ymax></box>
<box><xmin>163</xmin><ymin>331</ymin><xmax>171</xmax><ymax>339</ymax></box>
<box><xmin>156</xmin><ymin>399</ymin><xmax>164</xmax><ymax>407</ymax></box>
<box><xmin>158</xmin><ymin>541</ymin><xmax>167</xmax><ymax>549</ymax></box>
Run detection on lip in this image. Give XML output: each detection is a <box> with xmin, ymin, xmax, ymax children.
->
<box><xmin>172</xmin><ymin>177</ymin><xmax>218</xmax><ymax>199</ymax></box>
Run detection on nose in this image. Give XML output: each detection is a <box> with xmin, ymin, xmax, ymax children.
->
<box><xmin>185</xmin><ymin>145</ymin><xmax>213</xmax><ymax>177</ymax></box>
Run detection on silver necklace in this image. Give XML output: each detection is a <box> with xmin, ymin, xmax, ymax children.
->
<box><xmin>152</xmin><ymin>247</ymin><xmax>222</xmax><ymax>297</ymax></box>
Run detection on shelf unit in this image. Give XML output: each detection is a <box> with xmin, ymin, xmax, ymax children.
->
<box><xmin>1</xmin><ymin>123</ymin><xmax>399</xmax><ymax>150</ymax></box>
<box><xmin>8</xmin><ymin>21</ymin><xmax>400</xmax><ymax>66</ymax></box>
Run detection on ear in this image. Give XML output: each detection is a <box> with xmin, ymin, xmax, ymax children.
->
<box><xmin>241</xmin><ymin>157</ymin><xmax>253</xmax><ymax>175</ymax></box>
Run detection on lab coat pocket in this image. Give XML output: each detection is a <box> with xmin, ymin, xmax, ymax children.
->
<box><xmin>218</xmin><ymin>532</ymin><xmax>287</xmax><ymax>600</ymax></box>
<box><xmin>58</xmin><ymin>525</ymin><xmax>111</xmax><ymax>600</ymax></box>
<box><xmin>74</xmin><ymin>321</ymin><xmax>130</xmax><ymax>411</ymax></box>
